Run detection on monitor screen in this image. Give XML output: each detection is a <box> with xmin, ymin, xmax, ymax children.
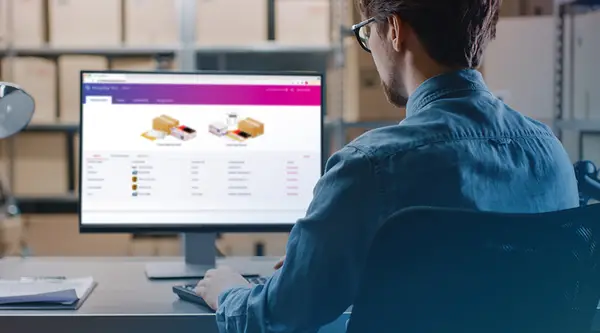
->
<box><xmin>79</xmin><ymin>71</ymin><xmax>323</xmax><ymax>231</ymax></box>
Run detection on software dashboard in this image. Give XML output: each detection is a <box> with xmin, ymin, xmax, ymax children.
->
<box><xmin>80</xmin><ymin>72</ymin><xmax>323</xmax><ymax>226</ymax></box>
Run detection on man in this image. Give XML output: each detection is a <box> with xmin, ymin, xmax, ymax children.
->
<box><xmin>196</xmin><ymin>0</ymin><xmax>580</xmax><ymax>331</ymax></box>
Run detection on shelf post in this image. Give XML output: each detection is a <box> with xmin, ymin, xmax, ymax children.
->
<box><xmin>176</xmin><ymin>0</ymin><xmax>197</xmax><ymax>71</ymax></box>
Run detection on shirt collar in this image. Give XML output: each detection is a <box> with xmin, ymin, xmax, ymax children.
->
<box><xmin>405</xmin><ymin>69</ymin><xmax>490</xmax><ymax>117</ymax></box>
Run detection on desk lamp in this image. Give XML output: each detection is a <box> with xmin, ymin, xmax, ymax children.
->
<box><xmin>0</xmin><ymin>83</ymin><xmax>35</xmax><ymax>257</ymax></box>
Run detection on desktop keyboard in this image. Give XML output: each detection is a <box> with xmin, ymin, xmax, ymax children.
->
<box><xmin>173</xmin><ymin>276</ymin><xmax>268</xmax><ymax>309</ymax></box>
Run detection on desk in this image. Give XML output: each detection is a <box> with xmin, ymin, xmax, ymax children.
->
<box><xmin>0</xmin><ymin>257</ymin><xmax>350</xmax><ymax>333</ymax></box>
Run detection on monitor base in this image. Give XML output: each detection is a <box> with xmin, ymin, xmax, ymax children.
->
<box><xmin>144</xmin><ymin>233</ymin><xmax>259</xmax><ymax>280</ymax></box>
<box><xmin>145</xmin><ymin>262</ymin><xmax>260</xmax><ymax>280</ymax></box>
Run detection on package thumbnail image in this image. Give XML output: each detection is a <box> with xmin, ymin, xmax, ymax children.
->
<box><xmin>141</xmin><ymin>114</ymin><xmax>197</xmax><ymax>142</ymax></box>
<box><xmin>209</xmin><ymin>122</ymin><xmax>228</xmax><ymax>137</ymax></box>
<box><xmin>171</xmin><ymin>125</ymin><xmax>197</xmax><ymax>141</ymax></box>
<box><xmin>209</xmin><ymin>115</ymin><xmax>265</xmax><ymax>142</ymax></box>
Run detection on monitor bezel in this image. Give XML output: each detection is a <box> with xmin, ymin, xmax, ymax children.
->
<box><xmin>78</xmin><ymin>70</ymin><xmax>326</xmax><ymax>233</ymax></box>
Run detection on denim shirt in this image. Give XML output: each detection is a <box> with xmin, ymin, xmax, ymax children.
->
<box><xmin>215</xmin><ymin>69</ymin><xmax>580</xmax><ymax>333</ymax></box>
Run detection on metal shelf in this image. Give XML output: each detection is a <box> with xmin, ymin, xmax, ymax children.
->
<box><xmin>554</xmin><ymin>0</ymin><xmax>600</xmax><ymax>139</ymax></box>
<box><xmin>555</xmin><ymin>119</ymin><xmax>600</xmax><ymax>131</ymax></box>
<box><xmin>0</xmin><ymin>44</ymin><xmax>334</xmax><ymax>57</ymax></box>
<box><xmin>2</xmin><ymin>0</ymin><xmax>347</xmax><ymax>215</ymax></box>
<box><xmin>195</xmin><ymin>43</ymin><xmax>333</xmax><ymax>54</ymax></box>
<box><xmin>15</xmin><ymin>195</ymin><xmax>78</xmax><ymax>214</ymax></box>
<box><xmin>0</xmin><ymin>46</ymin><xmax>178</xmax><ymax>57</ymax></box>
<box><xmin>23</xmin><ymin>124</ymin><xmax>79</xmax><ymax>133</ymax></box>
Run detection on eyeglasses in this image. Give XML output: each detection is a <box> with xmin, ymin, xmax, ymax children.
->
<box><xmin>351</xmin><ymin>17</ymin><xmax>376</xmax><ymax>53</ymax></box>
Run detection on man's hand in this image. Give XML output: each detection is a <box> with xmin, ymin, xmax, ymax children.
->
<box><xmin>195</xmin><ymin>266</ymin><xmax>251</xmax><ymax>310</ymax></box>
<box><xmin>274</xmin><ymin>255</ymin><xmax>286</xmax><ymax>270</ymax></box>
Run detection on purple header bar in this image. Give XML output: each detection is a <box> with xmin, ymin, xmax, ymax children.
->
<box><xmin>82</xmin><ymin>83</ymin><xmax>322</xmax><ymax>106</ymax></box>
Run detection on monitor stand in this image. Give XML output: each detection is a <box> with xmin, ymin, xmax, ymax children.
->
<box><xmin>144</xmin><ymin>233</ymin><xmax>258</xmax><ymax>280</ymax></box>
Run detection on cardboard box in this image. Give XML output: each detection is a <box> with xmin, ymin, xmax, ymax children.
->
<box><xmin>48</xmin><ymin>0</ymin><xmax>122</xmax><ymax>47</ymax></box>
<box><xmin>111</xmin><ymin>57</ymin><xmax>158</xmax><ymax>70</ymax></box>
<box><xmin>196</xmin><ymin>0</ymin><xmax>267</xmax><ymax>46</ymax></box>
<box><xmin>0</xmin><ymin>0</ymin><xmax>6</xmax><ymax>47</ymax></box>
<box><xmin>124</xmin><ymin>0</ymin><xmax>178</xmax><ymax>46</ymax></box>
<box><xmin>1</xmin><ymin>57</ymin><xmax>57</xmax><ymax>124</ymax></box>
<box><xmin>12</xmin><ymin>133</ymin><xmax>68</xmax><ymax>195</ymax></box>
<box><xmin>58</xmin><ymin>56</ymin><xmax>109</xmax><ymax>123</ymax></box>
<box><xmin>276</xmin><ymin>0</ymin><xmax>330</xmax><ymax>45</ymax></box>
<box><xmin>157</xmin><ymin>236</ymin><xmax>181</xmax><ymax>256</ymax></box>
<box><xmin>0</xmin><ymin>0</ymin><xmax>45</xmax><ymax>47</ymax></box>
<box><xmin>500</xmin><ymin>0</ymin><xmax>554</xmax><ymax>17</ymax></box>
<box><xmin>238</xmin><ymin>118</ymin><xmax>264</xmax><ymax>137</ymax></box>
<box><xmin>0</xmin><ymin>140</ymin><xmax>9</xmax><ymax>190</ymax></box>
<box><xmin>23</xmin><ymin>214</ymin><xmax>131</xmax><ymax>256</ymax></box>
<box><xmin>130</xmin><ymin>238</ymin><xmax>157</xmax><ymax>256</ymax></box>
<box><xmin>484</xmin><ymin>17</ymin><xmax>555</xmax><ymax>120</ymax></box>
<box><xmin>11</xmin><ymin>0</ymin><xmax>45</xmax><ymax>47</ymax></box>
<box><xmin>74</xmin><ymin>133</ymin><xmax>79</xmax><ymax>194</ymax></box>
<box><xmin>130</xmin><ymin>236</ymin><xmax>181</xmax><ymax>256</ymax></box>
<box><xmin>218</xmin><ymin>233</ymin><xmax>288</xmax><ymax>256</ymax></box>
<box><xmin>330</xmin><ymin>41</ymin><xmax>406</xmax><ymax>122</ymax></box>
<box><xmin>152</xmin><ymin>115</ymin><xmax>180</xmax><ymax>133</ymax></box>
<box><xmin>0</xmin><ymin>216</ymin><xmax>23</xmax><ymax>257</ymax></box>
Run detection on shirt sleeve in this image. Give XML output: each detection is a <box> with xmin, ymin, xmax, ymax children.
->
<box><xmin>215</xmin><ymin>145</ymin><xmax>381</xmax><ymax>333</ymax></box>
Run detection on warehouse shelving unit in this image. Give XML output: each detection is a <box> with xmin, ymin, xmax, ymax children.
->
<box><xmin>553</xmin><ymin>0</ymin><xmax>600</xmax><ymax>148</ymax></box>
<box><xmin>0</xmin><ymin>44</ymin><xmax>176</xmax><ymax>214</ymax></box>
<box><xmin>0</xmin><ymin>0</ymin><xmax>355</xmax><ymax>214</ymax></box>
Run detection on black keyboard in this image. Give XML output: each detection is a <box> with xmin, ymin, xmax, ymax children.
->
<box><xmin>173</xmin><ymin>276</ymin><xmax>268</xmax><ymax>309</ymax></box>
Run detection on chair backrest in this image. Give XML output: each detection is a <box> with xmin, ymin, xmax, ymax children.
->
<box><xmin>347</xmin><ymin>204</ymin><xmax>600</xmax><ymax>333</ymax></box>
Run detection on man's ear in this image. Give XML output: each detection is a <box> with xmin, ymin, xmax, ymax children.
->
<box><xmin>387</xmin><ymin>14</ymin><xmax>404</xmax><ymax>52</ymax></box>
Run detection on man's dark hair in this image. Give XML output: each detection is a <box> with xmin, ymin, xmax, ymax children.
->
<box><xmin>357</xmin><ymin>0</ymin><xmax>500</xmax><ymax>68</ymax></box>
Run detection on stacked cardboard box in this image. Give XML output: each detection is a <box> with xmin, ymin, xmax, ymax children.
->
<box><xmin>196</xmin><ymin>0</ymin><xmax>267</xmax><ymax>46</ymax></box>
<box><xmin>0</xmin><ymin>140</ymin><xmax>8</xmax><ymax>191</ymax></box>
<box><xmin>48</xmin><ymin>0</ymin><xmax>122</xmax><ymax>47</ymax></box>
<box><xmin>218</xmin><ymin>234</ymin><xmax>288</xmax><ymax>256</ymax></box>
<box><xmin>0</xmin><ymin>0</ymin><xmax>6</xmax><ymax>47</ymax></box>
<box><xmin>124</xmin><ymin>0</ymin><xmax>178</xmax><ymax>46</ymax></box>
<box><xmin>130</xmin><ymin>235</ymin><xmax>181</xmax><ymax>256</ymax></box>
<box><xmin>58</xmin><ymin>56</ymin><xmax>109</xmax><ymax>123</ymax></box>
<box><xmin>276</xmin><ymin>0</ymin><xmax>330</xmax><ymax>46</ymax></box>
<box><xmin>500</xmin><ymin>0</ymin><xmax>554</xmax><ymax>17</ymax></box>
<box><xmin>74</xmin><ymin>133</ymin><xmax>80</xmax><ymax>194</ymax></box>
<box><xmin>1</xmin><ymin>57</ymin><xmax>57</xmax><ymax>123</ymax></box>
<box><xmin>1</xmin><ymin>0</ymin><xmax>336</xmax><ymax>48</ymax></box>
<box><xmin>23</xmin><ymin>214</ymin><xmax>132</xmax><ymax>256</ymax></box>
<box><xmin>17</xmin><ymin>213</ymin><xmax>288</xmax><ymax>257</ymax></box>
<box><xmin>327</xmin><ymin>41</ymin><xmax>406</xmax><ymax>123</ymax></box>
<box><xmin>0</xmin><ymin>0</ymin><xmax>45</xmax><ymax>47</ymax></box>
<box><xmin>11</xmin><ymin>133</ymin><xmax>68</xmax><ymax>195</ymax></box>
<box><xmin>0</xmin><ymin>216</ymin><xmax>22</xmax><ymax>258</ymax></box>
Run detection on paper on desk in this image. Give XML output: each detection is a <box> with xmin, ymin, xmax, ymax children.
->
<box><xmin>0</xmin><ymin>277</ymin><xmax>94</xmax><ymax>305</ymax></box>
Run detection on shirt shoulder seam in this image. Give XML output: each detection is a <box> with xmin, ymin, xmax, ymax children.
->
<box><xmin>358</xmin><ymin>130</ymin><xmax>556</xmax><ymax>160</ymax></box>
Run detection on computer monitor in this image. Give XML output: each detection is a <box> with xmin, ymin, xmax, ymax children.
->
<box><xmin>79</xmin><ymin>71</ymin><xmax>324</xmax><ymax>279</ymax></box>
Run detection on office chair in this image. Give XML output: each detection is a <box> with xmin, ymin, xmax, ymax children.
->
<box><xmin>347</xmin><ymin>204</ymin><xmax>600</xmax><ymax>333</ymax></box>
<box><xmin>575</xmin><ymin>160</ymin><xmax>600</xmax><ymax>206</ymax></box>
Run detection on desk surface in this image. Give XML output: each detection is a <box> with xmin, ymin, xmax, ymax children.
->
<box><xmin>0</xmin><ymin>257</ymin><xmax>349</xmax><ymax>333</ymax></box>
<box><xmin>5</xmin><ymin>257</ymin><xmax>600</xmax><ymax>333</ymax></box>
<box><xmin>0</xmin><ymin>256</ymin><xmax>276</xmax><ymax>315</ymax></box>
